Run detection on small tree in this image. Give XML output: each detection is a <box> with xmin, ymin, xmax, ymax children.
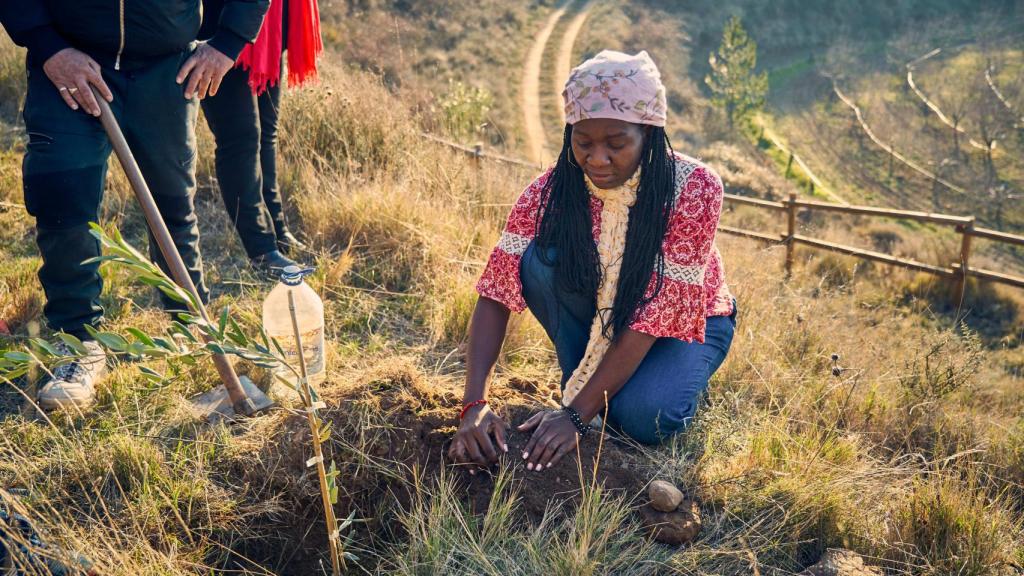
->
<box><xmin>705</xmin><ymin>16</ymin><xmax>768</xmax><ymax>129</ymax></box>
<box><xmin>973</xmin><ymin>86</ymin><xmax>1007</xmax><ymax>185</ymax></box>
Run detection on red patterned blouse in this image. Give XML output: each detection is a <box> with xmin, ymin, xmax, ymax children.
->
<box><xmin>476</xmin><ymin>152</ymin><xmax>734</xmax><ymax>344</ymax></box>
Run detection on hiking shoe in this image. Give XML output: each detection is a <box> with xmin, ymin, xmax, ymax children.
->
<box><xmin>251</xmin><ymin>250</ymin><xmax>300</xmax><ymax>279</ymax></box>
<box><xmin>276</xmin><ymin>229</ymin><xmax>308</xmax><ymax>256</ymax></box>
<box><xmin>37</xmin><ymin>340</ymin><xmax>107</xmax><ymax>411</ymax></box>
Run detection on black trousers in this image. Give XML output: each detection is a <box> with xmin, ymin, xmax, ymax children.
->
<box><xmin>200</xmin><ymin>64</ymin><xmax>288</xmax><ymax>258</ymax></box>
<box><xmin>22</xmin><ymin>48</ymin><xmax>208</xmax><ymax>339</ymax></box>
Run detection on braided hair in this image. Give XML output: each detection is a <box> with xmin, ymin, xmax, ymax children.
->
<box><xmin>534</xmin><ymin>123</ymin><xmax>677</xmax><ymax>339</ymax></box>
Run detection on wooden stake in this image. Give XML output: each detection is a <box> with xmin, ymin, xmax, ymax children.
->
<box><xmin>953</xmin><ymin>218</ymin><xmax>974</xmax><ymax>309</ymax></box>
<box><xmin>288</xmin><ymin>290</ymin><xmax>343</xmax><ymax>575</ymax></box>
<box><xmin>785</xmin><ymin>192</ymin><xmax>797</xmax><ymax>278</ymax></box>
<box><xmin>22</xmin><ymin>321</ymin><xmax>40</xmax><ymax>420</ymax></box>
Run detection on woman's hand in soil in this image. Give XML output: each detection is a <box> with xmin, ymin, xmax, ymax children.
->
<box><xmin>449</xmin><ymin>403</ymin><xmax>509</xmax><ymax>472</ymax></box>
<box><xmin>518</xmin><ymin>410</ymin><xmax>579</xmax><ymax>471</ymax></box>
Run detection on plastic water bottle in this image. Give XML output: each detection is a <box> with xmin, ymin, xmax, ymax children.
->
<box><xmin>262</xmin><ymin>266</ymin><xmax>326</xmax><ymax>388</ymax></box>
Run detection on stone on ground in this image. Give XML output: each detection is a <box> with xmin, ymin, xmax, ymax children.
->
<box><xmin>798</xmin><ymin>549</ymin><xmax>883</xmax><ymax>576</ymax></box>
<box><xmin>639</xmin><ymin>499</ymin><xmax>701</xmax><ymax>545</ymax></box>
<box><xmin>648</xmin><ymin>480</ymin><xmax>684</xmax><ymax>512</ymax></box>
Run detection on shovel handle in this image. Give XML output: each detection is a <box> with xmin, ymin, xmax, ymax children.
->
<box><xmin>90</xmin><ymin>87</ymin><xmax>257</xmax><ymax>415</ymax></box>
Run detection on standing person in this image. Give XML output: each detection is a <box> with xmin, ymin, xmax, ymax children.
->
<box><xmin>0</xmin><ymin>0</ymin><xmax>269</xmax><ymax>410</ymax></box>
<box><xmin>449</xmin><ymin>50</ymin><xmax>737</xmax><ymax>472</ymax></box>
<box><xmin>199</xmin><ymin>0</ymin><xmax>323</xmax><ymax>275</ymax></box>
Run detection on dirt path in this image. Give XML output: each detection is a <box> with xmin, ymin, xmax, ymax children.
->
<box><xmin>552</xmin><ymin>2</ymin><xmax>595</xmax><ymax>124</ymax></box>
<box><xmin>522</xmin><ymin>2</ymin><xmax>573</xmax><ymax>165</ymax></box>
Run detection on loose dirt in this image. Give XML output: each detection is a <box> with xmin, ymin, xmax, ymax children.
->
<box><xmin>236</xmin><ymin>367</ymin><xmax>654</xmax><ymax>573</ymax></box>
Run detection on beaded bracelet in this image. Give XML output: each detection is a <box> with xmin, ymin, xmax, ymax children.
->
<box><xmin>459</xmin><ymin>399</ymin><xmax>487</xmax><ymax>420</ymax></box>
<box><xmin>561</xmin><ymin>406</ymin><xmax>591</xmax><ymax>437</ymax></box>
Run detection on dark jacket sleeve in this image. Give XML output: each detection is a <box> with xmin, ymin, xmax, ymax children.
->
<box><xmin>0</xmin><ymin>1</ymin><xmax>71</xmax><ymax>64</ymax></box>
<box><xmin>206</xmin><ymin>0</ymin><xmax>270</xmax><ymax>61</ymax></box>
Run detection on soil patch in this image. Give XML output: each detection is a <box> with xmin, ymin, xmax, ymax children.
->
<box><xmin>232</xmin><ymin>375</ymin><xmax>653</xmax><ymax>573</ymax></box>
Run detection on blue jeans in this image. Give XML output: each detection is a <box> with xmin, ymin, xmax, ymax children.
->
<box><xmin>520</xmin><ymin>243</ymin><xmax>736</xmax><ymax>445</ymax></box>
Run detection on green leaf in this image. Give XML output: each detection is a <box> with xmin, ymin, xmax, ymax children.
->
<box><xmin>29</xmin><ymin>338</ymin><xmax>60</xmax><ymax>358</ymax></box>
<box><xmin>3</xmin><ymin>366</ymin><xmax>29</xmax><ymax>380</ymax></box>
<box><xmin>135</xmin><ymin>274</ymin><xmax>169</xmax><ymax>289</ymax></box>
<box><xmin>205</xmin><ymin>342</ymin><xmax>225</xmax><ymax>355</ymax></box>
<box><xmin>175</xmin><ymin>313</ymin><xmax>200</xmax><ymax>326</ymax></box>
<box><xmin>339</xmin><ymin>509</ymin><xmax>356</xmax><ymax>531</ymax></box>
<box><xmin>318</xmin><ymin>421</ymin><xmax>332</xmax><ymax>443</ymax></box>
<box><xmin>226</xmin><ymin>316</ymin><xmax>248</xmax><ymax>346</ymax></box>
<box><xmin>55</xmin><ymin>333</ymin><xmax>88</xmax><ymax>355</ymax></box>
<box><xmin>158</xmin><ymin>284</ymin><xmax>188</xmax><ymax>304</ymax></box>
<box><xmin>152</xmin><ymin>337</ymin><xmax>178</xmax><ymax>352</ymax></box>
<box><xmin>270</xmin><ymin>337</ymin><xmax>286</xmax><ymax>359</ymax></box>
<box><xmin>126</xmin><ymin>342</ymin><xmax>148</xmax><ymax>357</ymax></box>
<box><xmin>139</xmin><ymin>366</ymin><xmax>165</xmax><ymax>383</ymax></box>
<box><xmin>90</xmin><ymin>331</ymin><xmax>128</xmax><ymax>352</ymax></box>
<box><xmin>3</xmin><ymin>351</ymin><xmax>33</xmax><ymax>363</ymax></box>
<box><xmin>141</xmin><ymin>346</ymin><xmax>171</xmax><ymax>358</ymax></box>
<box><xmin>218</xmin><ymin>306</ymin><xmax>229</xmax><ymax>336</ymax></box>
<box><xmin>171</xmin><ymin>322</ymin><xmax>198</xmax><ymax>343</ymax></box>
<box><xmin>126</xmin><ymin>327</ymin><xmax>156</xmax><ymax>347</ymax></box>
<box><xmin>197</xmin><ymin>323</ymin><xmax>219</xmax><ymax>340</ymax></box>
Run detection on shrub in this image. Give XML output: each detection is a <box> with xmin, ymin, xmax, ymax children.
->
<box><xmin>438</xmin><ymin>80</ymin><xmax>493</xmax><ymax>141</ymax></box>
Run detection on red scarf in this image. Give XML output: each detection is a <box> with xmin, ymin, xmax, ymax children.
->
<box><xmin>235</xmin><ymin>0</ymin><xmax>323</xmax><ymax>95</ymax></box>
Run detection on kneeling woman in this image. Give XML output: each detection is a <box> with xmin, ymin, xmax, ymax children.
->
<box><xmin>449</xmin><ymin>50</ymin><xmax>736</xmax><ymax>472</ymax></box>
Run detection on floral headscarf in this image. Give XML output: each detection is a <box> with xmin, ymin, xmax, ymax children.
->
<box><xmin>562</xmin><ymin>49</ymin><xmax>668</xmax><ymax>127</ymax></box>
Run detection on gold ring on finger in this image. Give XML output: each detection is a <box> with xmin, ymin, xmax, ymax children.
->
<box><xmin>68</xmin><ymin>87</ymin><xmax>78</xmax><ymax>94</ymax></box>
<box><xmin>58</xmin><ymin>86</ymin><xmax>69</xmax><ymax>92</ymax></box>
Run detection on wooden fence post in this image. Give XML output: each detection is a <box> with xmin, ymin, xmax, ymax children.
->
<box><xmin>785</xmin><ymin>192</ymin><xmax>797</xmax><ymax>278</ymax></box>
<box><xmin>471</xmin><ymin>143</ymin><xmax>484</xmax><ymax>168</ymax></box>
<box><xmin>952</xmin><ymin>217</ymin><xmax>974</xmax><ymax>307</ymax></box>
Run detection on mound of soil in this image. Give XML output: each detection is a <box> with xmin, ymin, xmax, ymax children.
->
<box><xmin>234</xmin><ymin>371</ymin><xmax>654</xmax><ymax>572</ymax></box>
<box><xmin>410</xmin><ymin>403</ymin><xmax>649</xmax><ymax>522</ymax></box>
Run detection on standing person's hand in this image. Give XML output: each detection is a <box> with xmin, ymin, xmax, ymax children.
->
<box><xmin>176</xmin><ymin>43</ymin><xmax>234</xmax><ymax>100</ymax></box>
<box><xmin>518</xmin><ymin>409</ymin><xmax>580</xmax><ymax>471</ymax></box>
<box><xmin>448</xmin><ymin>403</ymin><xmax>509</xmax><ymax>473</ymax></box>
<box><xmin>42</xmin><ymin>48</ymin><xmax>113</xmax><ymax>116</ymax></box>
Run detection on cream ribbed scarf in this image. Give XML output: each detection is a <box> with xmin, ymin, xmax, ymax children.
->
<box><xmin>562</xmin><ymin>169</ymin><xmax>640</xmax><ymax>406</ymax></box>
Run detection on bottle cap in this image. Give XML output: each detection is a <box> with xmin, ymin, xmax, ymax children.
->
<box><xmin>280</xmin><ymin>265</ymin><xmax>315</xmax><ymax>286</ymax></box>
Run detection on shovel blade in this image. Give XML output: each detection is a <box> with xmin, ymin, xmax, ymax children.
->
<box><xmin>189</xmin><ymin>376</ymin><xmax>275</xmax><ymax>423</ymax></box>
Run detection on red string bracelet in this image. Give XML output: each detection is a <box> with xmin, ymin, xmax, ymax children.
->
<box><xmin>459</xmin><ymin>399</ymin><xmax>487</xmax><ymax>420</ymax></box>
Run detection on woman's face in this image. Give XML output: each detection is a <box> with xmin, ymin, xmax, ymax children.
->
<box><xmin>570</xmin><ymin>118</ymin><xmax>646</xmax><ymax>189</ymax></box>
